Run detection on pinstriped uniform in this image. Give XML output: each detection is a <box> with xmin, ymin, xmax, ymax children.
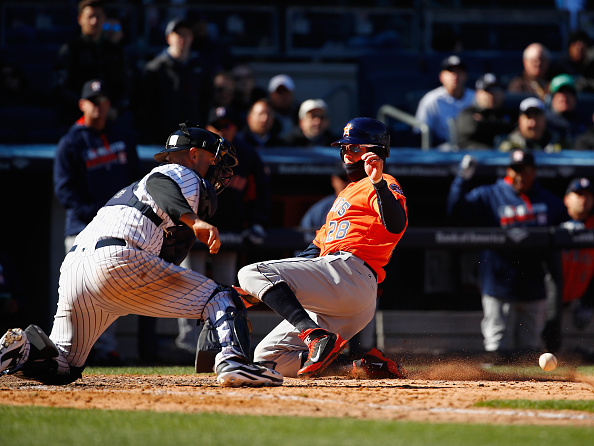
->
<box><xmin>50</xmin><ymin>163</ymin><xmax>236</xmax><ymax>372</ymax></box>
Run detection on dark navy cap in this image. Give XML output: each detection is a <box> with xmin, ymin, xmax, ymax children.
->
<box><xmin>509</xmin><ymin>149</ymin><xmax>535</xmax><ymax>167</ymax></box>
<box><xmin>441</xmin><ymin>55</ymin><xmax>466</xmax><ymax>71</ymax></box>
<box><xmin>566</xmin><ymin>177</ymin><xmax>593</xmax><ymax>195</ymax></box>
<box><xmin>165</xmin><ymin>18</ymin><xmax>192</xmax><ymax>37</ymax></box>
<box><xmin>81</xmin><ymin>79</ymin><xmax>109</xmax><ymax>100</ymax></box>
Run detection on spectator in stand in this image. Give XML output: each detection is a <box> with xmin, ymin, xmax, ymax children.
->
<box><xmin>53</xmin><ymin>79</ymin><xmax>140</xmax><ymax>365</ymax></box>
<box><xmin>499</xmin><ymin>97</ymin><xmax>562</xmax><ymax>152</ymax></box>
<box><xmin>574</xmin><ymin>112</ymin><xmax>594</xmax><ymax>149</ymax></box>
<box><xmin>0</xmin><ymin>62</ymin><xmax>35</xmax><ymax>107</ymax></box>
<box><xmin>53</xmin><ymin>0</ymin><xmax>131</xmax><ymax>126</ymax></box>
<box><xmin>414</xmin><ymin>55</ymin><xmax>475</xmax><ymax>148</ymax></box>
<box><xmin>235</xmin><ymin>98</ymin><xmax>283</xmax><ymax>150</ymax></box>
<box><xmin>231</xmin><ymin>64</ymin><xmax>267</xmax><ymax>123</ymax></box>
<box><xmin>447</xmin><ymin>150</ymin><xmax>567</xmax><ymax>357</ymax></box>
<box><xmin>283</xmin><ymin>99</ymin><xmax>338</xmax><ymax>147</ymax></box>
<box><xmin>139</xmin><ymin>18</ymin><xmax>212</xmax><ymax>144</ymax></box>
<box><xmin>175</xmin><ymin>107</ymin><xmax>271</xmax><ymax>356</ymax></box>
<box><xmin>206</xmin><ymin>71</ymin><xmax>241</xmax><ymax>130</ymax></box>
<box><xmin>102</xmin><ymin>17</ymin><xmax>124</xmax><ymax>45</ymax></box>
<box><xmin>507</xmin><ymin>43</ymin><xmax>551</xmax><ymax>101</ymax></box>
<box><xmin>549</xmin><ymin>30</ymin><xmax>594</xmax><ymax>92</ymax></box>
<box><xmin>455</xmin><ymin>73</ymin><xmax>515</xmax><ymax>149</ymax></box>
<box><xmin>560</xmin><ymin>178</ymin><xmax>594</xmax><ymax>335</ymax></box>
<box><xmin>268</xmin><ymin>74</ymin><xmax>299</xmax><ymax>140</ymax></box>
<box><xmin>192</xmin><ymin>16</ymin><xmax>236</xmax><ymax>75</ymax></box>
<box><xmin>545</xmin><ymin>74</ymin><xmax>589</xmax><ymax>148</ymax></box>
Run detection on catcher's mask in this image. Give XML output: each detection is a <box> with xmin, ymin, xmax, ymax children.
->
<box><xmin>155</xmin><ymin>121</ymin><xmax>238</xmax><ymax>194</ymax></box>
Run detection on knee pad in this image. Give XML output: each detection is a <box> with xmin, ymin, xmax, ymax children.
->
<box><xmin>195</xmin><ymin>285</ymin><xmax>252</xmax><ymax>373</ymax></box>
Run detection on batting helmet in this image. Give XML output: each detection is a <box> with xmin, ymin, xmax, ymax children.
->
<box><xmin>331</xmin><ymin>117</ymin><xmax>390</xmax><ymax>159</ymax></box>
<box><xmin>155</xmin><ymin>122</ymin><xmax>238</xmax><ymax>193</ymax></box>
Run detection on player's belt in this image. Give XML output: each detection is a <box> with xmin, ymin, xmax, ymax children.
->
<box><xmin>69</xmin><ymin>238</ymin><xmax>126</xmax><ymax>253</ymax></box>
<box><xmin>95</xmin><ymin>238</ymin><xmax>126</xmax><ymax>249</ymax></box>
<box><xmin>328</xmin><ymin>251</ymin><xmax>377</xmax><ymax>281</ymax></box>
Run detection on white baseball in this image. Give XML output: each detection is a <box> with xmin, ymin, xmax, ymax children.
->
<box><xmin>539</xmin><ymin>353</ymin><xmax>558</xmax><ymax>371</ymax></box>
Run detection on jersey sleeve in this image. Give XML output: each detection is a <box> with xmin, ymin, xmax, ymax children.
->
<box><xmin>372</xmin><ymin>177</ymin><xmax>407</xmax><ymax>234</ymax></box>
<box><xmin>146</xmin><ymin>172</ymin><xmax>194</xmax><ymax>224</ymax></box>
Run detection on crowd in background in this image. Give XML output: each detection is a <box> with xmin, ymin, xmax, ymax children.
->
<box><xmin>3</xmin><ymin>2</ymin><xmax>594</xmax><ymax>152</ymax></box>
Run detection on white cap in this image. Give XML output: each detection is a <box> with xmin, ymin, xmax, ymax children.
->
<box><xmin>299</xmin><ymin>99</ymin><xmax>328</xmax><ymax>120</ymax></box>
<box><xmin>519</xmin><ymin>97</ymin><xmax>545</xmax><ymax>113</ymax></box>
<box><xmin>268</xmin><ymin>74</ymin><xmax>295</xmax><ymax>93</ymax></box>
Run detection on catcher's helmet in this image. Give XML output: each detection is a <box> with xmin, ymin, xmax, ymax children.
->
<box><xmin>155</xmin><ymin>122</ymin><xmax>238</xmax><ymax>193</ymax></box>
<box><xmin>331</xmin><ymin>117</ymin><xmax>390</xmax><ymax>159</ymax></box>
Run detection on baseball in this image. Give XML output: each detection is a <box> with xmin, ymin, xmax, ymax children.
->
<box><xmin>539</xmin><ymin>353</ymin><xmax>557</xmax><ymax>371</ymax></box>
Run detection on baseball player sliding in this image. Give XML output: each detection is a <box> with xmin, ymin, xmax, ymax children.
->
<box><xmin>0</xmin><ymin>122</ymin><xmax>282</xmax><ymax>387</ymax></box>
<box><xmin>235</xmin><ymin>117</ymin><xmax>408</xmax><ymax>378</ymax></box>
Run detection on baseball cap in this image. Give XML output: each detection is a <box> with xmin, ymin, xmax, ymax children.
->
<box><xmin>509</xmin><ymin>149</ymin><xmax>535</xmax><ymax>168</ymax></box>
<box><xmin>299</xmin><ymin>99</ymin><xmax>328</xmax><ymax>120</ymax></box>
<box><xmin>81</xmin><ymin>79</ymin><xmax>109</xmax><ymax>100</ymax></box>
<box><xmin>549</xmin><ymin>74</ymin><xmax>576</xmax><ymax>95</ymax></box>
<box><xmin>268</xmin><ymin>74</ymin><xmax>295</xmax><ymax>93</ymax></box>
<box><xmin>475</xmin><ymin>73</ymin><xmax>501</xmax><ymax>91</ymax></box>
<box><xmin>165</xmin><ymin>18</ymin><xmax>192</xmax><ymax>37</ymax></box>
<box><xmin>519</xmin><ymin>97</ymin><xmax>545</xmax><ymax>114</ymax></box>
<box><xmin>208</xmin><ymin>106</ymin><xmax>240</xmax><ymax>129</ymax></box>
<box><xmin>569</xmin><ymin>29</ymin><xmax>591</xmax><ymax>46</ymax></box>
<box><xmin>441</xmin><ymin>55</ymin><xmax>466</xmax><ymax>71</ymax></box>
<box><xmin>566</xmin><ymin>177</ymin><xmax>593</xmax><ymax>195</ymax></box>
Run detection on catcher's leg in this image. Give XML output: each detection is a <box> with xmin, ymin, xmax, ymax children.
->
<box><xmin>197</xmin><ymin>285</ymin><xmax>283</xmax><ymax>387</ymax></box>
<box><xmin>195</xmin><ymin>284</ymin><xmax>252</xmax><ymax>372</ymax></box>
<box><xmin>1</xmin><ymin>324</ymin><xmax>84</xmax><ymax>385</ymax></box>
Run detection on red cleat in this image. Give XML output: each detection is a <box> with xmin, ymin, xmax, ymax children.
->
<box><xmin>353</xmin><ymin>348</ymin><xmax>407</xmax><ymax>379</ymax></box>
<box><xmin>297</xmin><ymin>328</ymin><xmax>348</xmax><ymax>378</ymax></box>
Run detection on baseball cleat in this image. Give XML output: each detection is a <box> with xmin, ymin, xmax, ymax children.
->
<box><xmin>0</xmin><ymin>328</ymin><xmax>30</xmax><ymax>375</ymax></box>
<box><xmin>216</xmin><ymin>356</ymin><xmax>283</xmax><ymax>387</ymax></box>
<box><xmin>352</xmin><ymin>348</ymin><xmax>407</xmax><ymax>379</ymax></box>
<box><xmin>297</xmin><ymin>328</ymin><xmax>348</xmax><ymax>378</ymax></box>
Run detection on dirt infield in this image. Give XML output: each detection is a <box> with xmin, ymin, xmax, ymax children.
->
<box><xmin>2</xmin><ymin>360</ymin><xmax>594</xmax><ymax>427</ymax></box>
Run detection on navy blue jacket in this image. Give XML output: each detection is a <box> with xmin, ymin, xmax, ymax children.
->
<box><xmin>53</xmin><ymin>121</ymin><xmax>139</xmax><ymax>237</ymax></box>
<box><xmin>447</xmin><ymin>175</ymin><xmax>567</xmax><ymax>301</ymax></box>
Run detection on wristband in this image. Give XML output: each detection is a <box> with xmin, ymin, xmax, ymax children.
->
<box><xmin>371</xmin><ymin>178</ymin><xmax>387</xmax><ymax>188</ymax></box>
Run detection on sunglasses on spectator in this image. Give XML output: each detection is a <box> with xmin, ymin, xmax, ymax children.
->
<box><xmin>103</xmin><ymin>23</ymin><xmax>122</xmax><ymax>32</ymax></box>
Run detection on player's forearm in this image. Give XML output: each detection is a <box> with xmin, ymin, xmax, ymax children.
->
<box><xmin>180</xmin><ymin>212</ymin><xmax>220</xmax><ymax>254</ymax></box>
<box><xmin>446</xmin><ymin>175</ymin><xmax>472</xmax><ymax>220</ymax></box>
<box><xmin>372</xmin><ymin>179</ymin><xmax>407</xmax><ymax>234</ymax></box>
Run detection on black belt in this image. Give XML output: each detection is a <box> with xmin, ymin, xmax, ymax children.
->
<box><xmin>329</xmin><ymin>251</ymin><xmax>377</xmax><ymax>281</ymax></box>
<box><xmin>69</xmin><ymin>238</ymin><xmax>126</xmax><ymax>253</ymax></box>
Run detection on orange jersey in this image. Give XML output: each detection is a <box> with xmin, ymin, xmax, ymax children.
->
<box><xmin>313</xmin><ymin>174</ymin><xmax>407</xmax><ymax>283</ymax></box>
<box><xmin>562</xmin><ymin>215</ymin><xmax>594</xmax><ymax>303</ymax></box>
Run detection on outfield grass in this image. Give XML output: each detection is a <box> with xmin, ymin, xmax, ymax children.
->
<box><xmin>476</xmin><ymin>399</ymin><xmax>594</xmax><ymax>412</ymax></box>
<box><xmin>1</xmin><ymin>405</ymin><xmax>592</xmax><ymax>446</ymax></box>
